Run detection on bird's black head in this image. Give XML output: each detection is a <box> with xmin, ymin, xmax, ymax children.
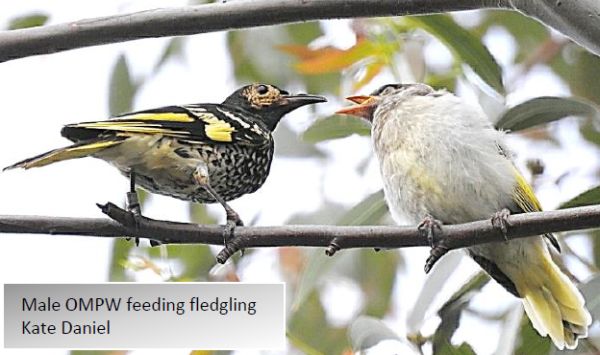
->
<box><xmin>222</xmin><ymin>83</ymin><xmax>327</xmax><ymax>131</ymax></box>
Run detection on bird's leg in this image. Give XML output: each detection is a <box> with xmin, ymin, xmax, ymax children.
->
<box><xmin>418</xmin><ymin>215</ymin><xmax>447</xmax><ymax>273</ymax></box>
<box><xmin>126</xmin><ymin>171</ymin><xmax>142</xmax><ymax>216</ymax></box>
<box><xmin>124</xmin><ymin>171</ymin><xmax>160</xmax><ymax>247</ymax></box>
<box><xmin>125</xmin><ymin>171</ymin><xmax>141</xmax><ymax>246</ymax></box>
<box><xmin>193</xmin><ymin>164</ymin><xmax>244</xmax><ymax>250</ymax></box>
<box><xmin>491</xmin><ymin>208</ymin><xmax>511</xmax><ymax>241</ymax></box>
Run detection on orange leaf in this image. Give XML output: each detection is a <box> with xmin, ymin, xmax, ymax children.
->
<box><xmin>296</xmin><ymin>40</ymin><xmax>375</xmax><ymax>74</ymax></box>
<box><xmin>277</xmin><ymin>44</ymin><xmax>342</xmax><ymax>60</ymax></box>
<box><xmin>278</xmin><ymin>39</ymin><xmax>381</xmax><ymax>75</ymax></box>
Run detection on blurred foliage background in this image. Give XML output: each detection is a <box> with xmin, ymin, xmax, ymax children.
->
<box><xmin>5</xmin><ymin>3</ymin><xmax>600</xmax><ymax>355</ymax></box>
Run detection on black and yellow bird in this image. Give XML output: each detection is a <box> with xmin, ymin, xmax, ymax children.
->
<box><xmin>4</xmin><ymin>83</ymin><xmax>326</xmax><ymax>240</ymax></box>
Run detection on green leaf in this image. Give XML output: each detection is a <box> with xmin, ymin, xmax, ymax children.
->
<box><xmin>406</xmin><ymin>14</ymin><xmax>505</xmax><ymax>95</ymax></box>
<box><xmin>8</xmin><ymin>13</ymin><xmax>48</xmax><ymax>30</ymax></box>
<box><xmin>435</xmin><ymin>342</ymin><xmax>477</xmax><ymax>355</ymax></box>
<box><xmin>163</xmin><ymin>245</ymin><xmax>215</xmax><ymax>281</ymax></box>
<box><xmin>495</xmin><ymin>97</ymin><xmax>599</xmax><ymax>131</ymax></box>
<box><xmin>441</xmin><ymin>271</ymin><xmax>490</xmax><ymax>309</ymax></box>
<box><xmin>357</xmin><ymin>249</ymin><xmax>399</xmax><ymax>317</ymax></box>
<box><xmin>432</xmin><ymin>272</ymin><xmax>490</xmax><ymax>353</ymax></box>
<box><xmin>425</xmin><ymin>72</ymin><xmax>458</xmax><ymax>93</ymax></box>
<box><xmin>302</xmin><ymin>115</ymin><xmax>371</xmax><ymax>143</ymax></box>
<box><xmin>288</xmin><ymin>291</ymin><xmax>348</xmax><ymax>354</ymax></box>
<box><xmin>291</xmin><ymin>191</ymin><xmax>388</xmax><ymax>312</ymax></box>
<box><xmin>580</xmin><ymin>119</ymin><xmax>600</xmax><ymax>147</ymax></box>
<box><xmin>580</xmin><ymin>274</ymin><xmax>600</xmax><ymax>322</ymax></box>
<box><xmin>561</xmin><ymin>50</ymin><xmax>600</xmax><ymax>106</ymax></box>
<box><xmin>337</xmin><ymin>190</ymin><xmax>388</xmax><ymax>226</ymax></box>
<box><xmin>273</xmin><ymin>121</ymin><xmax>324</xmax><ymax>158</ymax></box>
<box><xmin>591</xmin><ymin>230</ymin><xmax>600</xmax><ymax>267</ymax></box>
<box><xmin>227</xmin><ymin>23</ymin><xmax>321</xmax><ymax>86</ymax></box>
<box><xmin>108</xmin><ymin>239</ymin><xmax>133</xmax><ymax>281</ymax></box>
<box><xmin>287</xmin><ymin>22</ymin><xmax>323</xmax><ymax>46</ymax></box>
<box><xmin>109</xmin><ymin>55</ymin><xmax>138</xmax><ymax>116</ymax></box>
<box><xmin>291</xmin><ymin>249</ymin><xmax>338</xmax><ymax>313</ymax></box>
<box><xmin>287</xmin><ymin>201</ymin><xmax>346</xmax><ymax>225</ymax></box>
<box><xmin>515</xmin><ymin>318</ymin><xmax>552</xmax><ymax>355</ymax></box>
<box><xmin>189</xmin><ymin>203</ymin><xmax>218</xmax><ymax>225</ymax></box>
<box><xmin>348</xmin><ymin>316</ymin><xmax>400</xmax><ymax>351</ymax></box>
<box><xmin>559</xmin><ymin>186</ymin><xmax>600</xmax><ymax>209</ymax></box>
<box><xmin>477</xmin><ymin>10</ymin><xmax>549</xmax><ymax>64</ymax></box>
<box><xmin>154</xmin><ymin>37</ymin><xmax>186</xmax><ymax>72</ymax></box>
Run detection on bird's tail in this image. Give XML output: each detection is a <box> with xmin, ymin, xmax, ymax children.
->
<box><xmin>513</xmin><ymin>249</ymin><xmax>591</xmax><ymax>349</ymax></box>
<box><xmin>3</xmin><ymin>139</ymin><xmax>121</xmax><ymax>171</ymax></box>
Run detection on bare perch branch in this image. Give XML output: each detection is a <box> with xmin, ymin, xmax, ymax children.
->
<box><xmin>2</xmin><ymin>0</ymin><xmax>600</xmax><ymax>64</ymax></box>
<box><xmin>0</xmin><ymin>0</ymin><xmax>519</xmax><ymax>63</ymax></box>
<box><xmin>1</xmin><ymin>203</ymin><xmax>600</xmax><ymax>264</ymax></box>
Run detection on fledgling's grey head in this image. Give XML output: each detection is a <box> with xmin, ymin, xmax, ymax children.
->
<box><xmin>336</xmin><ymin>83</ymin><xmax>438</xmax><ymax>122</ymax></box>
<box><xmin>372</xmin><ymin>83</ymin><xmax>435</xmax><ymax>98</ymax></box>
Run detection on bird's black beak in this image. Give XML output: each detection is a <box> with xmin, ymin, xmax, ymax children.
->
<box><xmin>280</xmin><ymin>94</ymin><xmax>327</xmax><ymax>108</ymax></box>
<box><xmin>336</xmin><ymin>95</ymin><xmax>380</xmax><ymax>121</ymax></box>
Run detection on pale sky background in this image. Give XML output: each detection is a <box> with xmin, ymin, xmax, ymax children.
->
<box><xmin>0</xmin><ymin>1</ymin><xmax>598</xmax><ymax>355</ymax></box>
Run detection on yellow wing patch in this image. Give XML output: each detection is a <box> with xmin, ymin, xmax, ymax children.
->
<box><xmin>200</xmin><ymin>114</ymin><xmax>235</xmax><ymax>142</ymax></box>
<box><xmin>119</xmin><ymin>113</ymin><xmax>195</xmax><ymax>122</ymax></box>
<box><xmin>512</xmin><ymin>167</ymin><xmax>543</xmax><ymax>212</ymax></box>
<box><xmin>71</xmin><ymin>121</ymin><xmax>191</xmax><ymax>137</ymax></box>
<box><xmin>512</xmin><ymin>166</ymin><xmax>562</xmax><ymax>251</ymax></box>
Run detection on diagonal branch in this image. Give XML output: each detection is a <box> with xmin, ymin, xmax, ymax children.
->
<box><xmin>4</xmin><ymin>0</ymin><xmax>593</xmax><ymax>64</ymax></box>
<box><xmin>1</xmin><ymin>202</ymin><xmax>599</xmax><ymax>264</ymax></box>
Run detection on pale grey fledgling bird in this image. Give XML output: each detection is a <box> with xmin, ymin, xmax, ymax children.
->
<box><xmin>337</xmin><ymin>83</ymin><xmax>591</xmax><ymax>349</ymax></box>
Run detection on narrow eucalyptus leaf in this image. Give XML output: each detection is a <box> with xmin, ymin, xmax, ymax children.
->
<box><xmin>302</xmin><ymin>115</ymin><xmax>371</xmax><ymax>143</ymax></box>
<box><xmin>109</xmin><ymin>55</ymin><xmax>137</xmax><ymax>116</ymax></box>
<box><xmin>407</xmin><ymin>14</ymin><xmax>504</xmax><ymax>95</ymax></box>
<box><xmin>8</xmin><ymin>13</ymin><xmax>48</xmax><ymax>30</ymax></box>
<box><xmin>349</xmin><ymin>316</ymin><xmax>399</xmax><ymax>351</ymax></box>
<box><xmin>559</xmin><ymin>185</ymin><xmax>600</xmax><ymax>209</ymax></box>
<box><xmin>495</xmin><ymin>97</ymin><xmax>598</xmax><ymax>132</ymax></box>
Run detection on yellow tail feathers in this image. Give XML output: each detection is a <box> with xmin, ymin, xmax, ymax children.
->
<box><xmin>515</xmin><ymin>250</ymin><xmax>591</xmax><ymax>350</ymax></box>
<box><xmin>3</xmin><ymin>140</ymin><xmax>121</xmax><ymax>171</ymax></box>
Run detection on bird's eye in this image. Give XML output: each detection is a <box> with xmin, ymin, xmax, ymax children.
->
<box><xmin>256</xmin><ymin>85</ymin><xmax>269</xmax><ymax>95</ymax></box>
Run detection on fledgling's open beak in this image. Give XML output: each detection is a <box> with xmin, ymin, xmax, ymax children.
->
<box><xmin>335</xmin><ymin>95</ymin><xmax>380</xmax><ymax>121</ymax></box>
<box><xmin>345</xmin><ymin>95</ymin><xmax>372</xmax><ymax>104</ymax></box>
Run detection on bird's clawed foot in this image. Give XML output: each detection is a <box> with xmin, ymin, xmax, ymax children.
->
<box><xmin>215</xmin><ymin>209</ymin><xmax>245</xmax><ymax>264</ymax></box>
<box><xmin>491</xmin><ymin>208</ymin><xmax>511</xmax><ymax>241</ymax></box>
<box><xmin>418</xmin><ymin>215</ymin><xmax>447</xmax><ymax>273</ymax></box>
<box><xmin>325</xmin><ymin>238</ymin><xmax>342</xmax><ymax>257</ymax></box>
<box><xmin>223</xmin><ymin>209</ymin><xmax>244</xmax><ymax>250</ymax></box>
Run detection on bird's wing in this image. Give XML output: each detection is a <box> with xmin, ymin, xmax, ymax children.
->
<box><xmin>512</xmin><ymin>167</ymin><xmax>561</xmax><ymax>252</ymax></box>
<box><xmin>495</xmin><ymin>142</ymin><xmax>560</xmax><ymax>251</ymax></box>
<box><xmin>61</xmin><ymin>105</ymin><xmax>270</xmax><ymax>146</ymax></box>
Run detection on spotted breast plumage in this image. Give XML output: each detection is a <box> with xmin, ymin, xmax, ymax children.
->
<box><xmin>4</xmin><ymin>83</ymin><xmax>326</xmax><ymax>236</ymax></box>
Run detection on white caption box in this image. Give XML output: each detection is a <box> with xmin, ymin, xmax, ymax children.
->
<box><xmin>4</xmin><ymin>283</ymin><xmax>285</xmax><ymax>349</ymax></box>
